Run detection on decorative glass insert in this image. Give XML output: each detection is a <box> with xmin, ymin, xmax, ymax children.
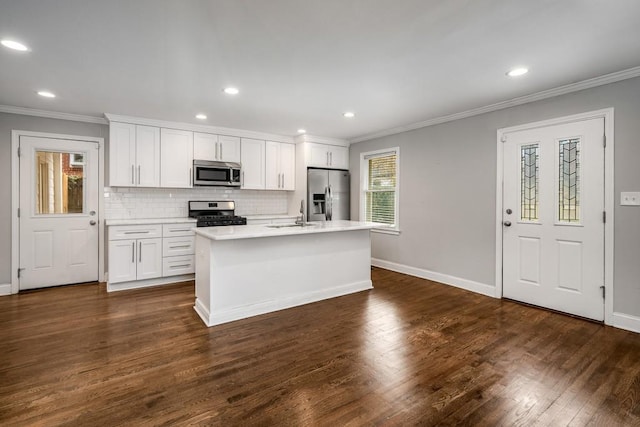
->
<box><xmin>520</xmin><ymin>144</ymin><xmax>539</xmax><ymax>221</ymax></box>
<box><xmin>558</xmin><ymin>138</ymin><xmax>580</xmax><ymax>222</ymax></box>
<box><xmin>35</xmin><ymin>151</ymin><xmax>85</xmax><ymax>214</ymax></box>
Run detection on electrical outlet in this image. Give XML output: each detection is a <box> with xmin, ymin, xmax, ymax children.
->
<box><xmin>620</xmin><ymin>192</ymin><xmax>640</xmax><ymax>206</ymax></box>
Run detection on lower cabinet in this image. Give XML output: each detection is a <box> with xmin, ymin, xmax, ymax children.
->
<box><xmin>107</xmin><ymin>222</ymin><xmax>195</xmax><ymax>290</ymax></box>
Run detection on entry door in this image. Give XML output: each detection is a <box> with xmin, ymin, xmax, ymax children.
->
<box><xmin>502</xmin><ymin>118</ymin><xmax>605</xmax><ymax>321</ymax></box>
<box><xmin>19</xmin><ymin>136</ymin><xmax>100</xmax><ymax>290</ymax></box>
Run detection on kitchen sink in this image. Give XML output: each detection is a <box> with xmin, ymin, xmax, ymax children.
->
<box><xmin>266</xmin><ymin>223</ymin><xmax>317</xmax><ymax>229</ymax></box>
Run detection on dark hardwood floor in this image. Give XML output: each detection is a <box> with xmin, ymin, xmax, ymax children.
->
<box><xmin>1</xmin><ymin>267</ymin><xmax>639</xmax><ymax>426</ymax></box>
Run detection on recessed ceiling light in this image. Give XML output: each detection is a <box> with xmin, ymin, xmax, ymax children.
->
<box><xmin>195</xmin><ymin>113</ymin><xmax>207</xmax><ymax>120</ymax></box>
<box><xmin>37</xmin><ymin>90</ymin><xmax>56</xmax><ymax>98</ymax></box>
<box><xmin>343</xmin><ymin>112</ymin><xmax>355</xmax><ymax>118</ymax></box>
<box><xmin>223</xmin><ymin>87</ymin><xmax>239</xmax><ymax>95</ymax></box>
<box><xmin>507</xmin><ymin>67</ymin><xmax>529</xmax><ymax>77</ymax></box>
<box><xmin>297</xmin><ymin>129</ymin><xmax>306</xmax><ymax>134</ymax></box>
<box><xmin>1</xmin><ymin>39</ymin><xmax>29</xmax><ymax>51</ymax></box>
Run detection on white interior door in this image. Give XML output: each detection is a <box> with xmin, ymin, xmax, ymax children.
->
<box><xmin>502</xmin><ymin>118</ymin><xmax>605</xmax><ymax>321</ymax></box>
<box><xmin>19</xmin><ymin>136</ymin><xmax>100</xmax><ymax>290</ymax></box>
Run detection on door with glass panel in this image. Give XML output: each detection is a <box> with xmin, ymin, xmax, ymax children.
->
<box><xmin>19</xmin><ymin>136</ymin><xmax>100</xmax><ymax>290</ymax></box>
<box><xmin>502</xmin><ymin>118</ymin><xmax>604</xmax><ymax>321</ymax></box>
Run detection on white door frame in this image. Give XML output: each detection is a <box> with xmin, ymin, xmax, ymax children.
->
<box><xmin>11</xmin><ymin>130</ymin><xmax>105</xmax><ymax>294</ymax></box>
<box><xmin>495</xmin><ymin>108</ymin><xmax>614</xmax><ymax>325</ymax></box>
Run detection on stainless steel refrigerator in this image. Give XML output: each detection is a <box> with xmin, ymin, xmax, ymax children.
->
<box><xmin>307</xmin><ymin>168</ymin><xmax>350</xmax><ymax>221</ymax></box>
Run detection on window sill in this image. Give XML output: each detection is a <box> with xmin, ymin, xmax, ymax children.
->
<box><xmin>371</xmin><ymin>228</ymin><xmax>401</xmax><ymax>236</ymax></box>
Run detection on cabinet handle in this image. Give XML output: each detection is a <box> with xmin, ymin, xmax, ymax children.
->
<box><xmin>138</xmin><ymin>165</ymin><xmax>141</xmax><ymax>185</ymax></box>
<box><xmin>170</xmin><ymin>229</ymin><xmax>190</xmax><ymax>233</ymax></box>
<box><xmin>215</xmin><ymin>143</ymin><xmax>219</xmax><ymax>160</ymax></box>
<box><xmin>170</xmin><ymin>264</ymin><xmax>191</xmax><ymax>269</ymax></box>
<box><xmin>189</xmin><ymin>168</ymin><xmax>192</xmax><ymax>186</ymax></box>
<box><xmin>131</xmin><ymin>165</ymin><xmax>135</xmax><ymax>185</ymax></box>
<box><xmin>139</xmin><ymin>242</ymin><xmax>142</xmax><ymax>263</ymax></box>
<box><xmin>242</xmin><ymin>171</ymin><xmax>245</xmax><ymax>187</ymax></box>
<box><xmin>131</xmin><ymin>242</ymin><xmax>135</xmax><ymax>263</ymax></box>
<box><xmin>330</xmin><ymin>152</ymin><xmax>333</xmax><ymax>166</ymax></box>
<box><xmin>326</xmin><ymin>152</ymin><xmax>329</xmax><ymax>166</ymax></box>
<box><xmin>170</xmin><ymin>245</ymin><xmax>191</xmax><ymax>249</ymax></box>
<box><xmin>281</xmin><ymin>173</ymin><xmax>284</xmax><ymax>188</ymax></box>
<box><xmin>124</xmin><ymin>231</ymin><xmax>149</xmax><ymax>234</ymax></box>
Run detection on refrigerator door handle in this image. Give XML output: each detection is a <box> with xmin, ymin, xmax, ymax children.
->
<box><xmin>324</xmin><ymin>186</ymin><xmax>329</xmax><ymax>220</ymax></box>
<box><xmin>327</xmin><ymin>185</ymin><xmax>333</xmax><ymax>221</ymax></box>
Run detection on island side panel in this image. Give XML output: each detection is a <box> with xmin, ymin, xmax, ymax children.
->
<box><xmin>194</xmin><ymin>235</ymin><xmax>213</xmax><ymax>324</ymax></box>
<box><xmin>197</xmin><ymin>229</ymin><xmax>372</xmax><ymax>326</ymax></box>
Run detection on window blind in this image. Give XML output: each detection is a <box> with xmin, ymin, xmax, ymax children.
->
<box><xmin>365</xmin><ymin>152</ymin><xmax>397</xmax><ymax>225</ymax></box>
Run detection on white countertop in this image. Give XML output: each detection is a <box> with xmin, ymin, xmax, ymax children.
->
<box><xmin>105</xmin><ymin>218</ymin><xmax>197</xmax><ymax>226</ymax></box>
<box><xmin>194</xmin><ymin>220</ymin><xmax>384</xmax><ymax>241</ymax></box>
<box><xmin>244</xmin><ymin>214</ymin><xmax>297</xmax><ymax>220</ymax></box>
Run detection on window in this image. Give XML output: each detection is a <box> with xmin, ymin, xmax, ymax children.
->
<box><xmin>361</xmin><ymin>148</ymin><xmax>399</xmax><ymax>233</ymax></box>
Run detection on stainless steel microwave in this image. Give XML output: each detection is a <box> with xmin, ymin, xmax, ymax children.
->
<box><xmin>193</xmin><ymin>160</ymin><xmax>242</xmax><ymax>187</ymax></box>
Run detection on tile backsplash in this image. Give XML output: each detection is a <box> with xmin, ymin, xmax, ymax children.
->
<box><xmin>104</xmin><ymin>187</ymin><xmax>288</xmax><ymax>219</ymax></box>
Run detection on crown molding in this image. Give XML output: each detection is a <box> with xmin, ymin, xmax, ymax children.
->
<box><xmin>104</xmin><ymin>113</ymin><xmax>295</xmax><ymax>144</ymax></box>
<box><xmin>0</xmin><ymin>105</ymin><xmax>108</xmax><ymax>125</ymax></box>
<box><xmin>350</xmin><ymin>65</ymin><xmax>640</xmax><ymax>143</ymax></box>
<box><xmin>294</xmin><ymin>134</ymin><xmax>350</xmax><ymax>147</ymax></box>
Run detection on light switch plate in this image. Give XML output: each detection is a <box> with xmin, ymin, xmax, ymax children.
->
<box><xmin>620</xmin><ymin>192</ymin><xmax>640</xmax><ymax>206</ymax></box>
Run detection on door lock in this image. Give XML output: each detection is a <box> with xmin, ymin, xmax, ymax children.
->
<box><xmin>90</xmin><ymin>220</ymin><xmax>97</xmax><ymax>226</ymax></box>
<box><xmin>503</xmin><ymin>221</ymin><xmax>512</xmax><ymax>227</ymax></box>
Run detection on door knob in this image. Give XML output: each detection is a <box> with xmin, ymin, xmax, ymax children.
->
<box><xmin>503</xmin><ymin>221</ymin><xmax>512</xmax><ymax>227</ymax></box>
<box><xmin>90</xmin><ymin>220</ymin><xmax>97</xmax><ymax>226</ymax></box>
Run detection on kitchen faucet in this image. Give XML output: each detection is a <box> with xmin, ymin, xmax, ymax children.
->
<box><xmin>296</xmin><ymin>199</ymin><xmax>306</xmax><ymax>226</ymax></box>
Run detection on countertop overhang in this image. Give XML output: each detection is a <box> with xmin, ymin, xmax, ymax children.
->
<box><xmin>194</xmin><ymin>220</ymin><xmax>385</xmax><ymax>241</ymax></box>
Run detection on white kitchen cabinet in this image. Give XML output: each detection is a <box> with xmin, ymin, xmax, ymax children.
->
<box><xmin>161</xmin><ymin>128</ymin><xmax>194</xmax><ymax>188</ymax></box>
<box><xmin>240</xmin><ymin>138</ymin><xmax>265</xmax><ymax>189</ymax></box>
<box><xmin>108</xmin><ymin>224</ymin><xmax>163</xmax><ymax>284</ymax></box>
<box><xmin>193</xmin><ymin>133</ymin><xmax>241</xmax><ymax>163</ymax></box>
<box><xmin>109</xmin><ymin>123</ymin><xmax>160</xmax><ymax>187</ymax></box>
<box><xmin>266</xmin><ymin>141</ymin><xmax>295</xmax><ymax>190</ymax></box>
<box><xmin>306</xmin><ymin>142</ymin><xmax>349</xmax><ymax>169</ymax></box>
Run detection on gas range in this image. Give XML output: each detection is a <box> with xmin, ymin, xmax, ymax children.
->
<box><xmin>188</xmin><ymin>200</ymin><xmax>247</xmax><ymax>227</ymax></box>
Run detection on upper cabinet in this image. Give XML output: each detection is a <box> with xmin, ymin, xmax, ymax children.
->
<box><xmin>306</xmin><ymin>142</ymin><xmax>349</xmax><ymax>169</ymax></box>
<box><xmin>265</xmin><ymin>141</ymin><xmax>295</xmax><ymax>190</ymax></box>
<box><xmin>109</xmin><ymin>122</ymin><xmax>160</xmax><ymax>187</ymax></box>
<box><xmin>193</xmin><ymin>133</ymin><xmax>241</xmax><ymax>163</ymax></box>
<box><xmin>160</xmin><ymin>128</ymin><xmax>194</xmax><ymax>188</ymax></box>
<box><xmin>240</xmin><ymin>138</ymin><xmax>265</xmax><ymax>190</ymax></box>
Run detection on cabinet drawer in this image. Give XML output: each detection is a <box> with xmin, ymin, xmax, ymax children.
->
<box><xmin>109</xmin><ymin>224</ymin><xmax>162</xmax><ymax>240</ymax></box>
<box><xmin>163</xmin><ymin>236</ymin><xmax>195</xmax><ymax>257</ymax></box>
<box><xmin>163</xmin><ymin>223</ymin><xmax>196</xmax><ymax>237</ymax></box>
<box><xmin>163</xmin><ymin>255</ymin><xmax>195</xmax><ymax>276</ymax></box>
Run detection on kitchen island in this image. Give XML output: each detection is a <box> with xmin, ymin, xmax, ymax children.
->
<box><xmin>193</xmin><ymin>220</ymin><xmax>380</xmax><ymax>327</ymax></box>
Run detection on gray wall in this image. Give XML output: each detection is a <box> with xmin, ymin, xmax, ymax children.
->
<box><xmin>350</xmin><ymin>76</ymin><xmax>640</xmax><ymax>317</ymax></box>
<box><xmin>0</xmin><ymin>112</ymin><xmax>108</xmax><ymax>284</ymax></box>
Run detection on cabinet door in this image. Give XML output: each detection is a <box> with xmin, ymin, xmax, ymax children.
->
<box><xmin>160</xmin><ymin>128</ymin><xmax>194</xmax><ymax>188</ymax></box>
<box><xmin>280</xmin><ymin>143</ymin><xmax>296</xmax><ymax>190</ymax></box>
<box><xmin>265</xmin><ymin>141</ymin><xmax>280</xmax><ymax>190</ymax></box>
<box><xmin>137</xmin><ymin>238</ymin><xmax>162</xmax><ymax>280</ymax></box>
<box><xmin>218</xmin><ymin>135</ymin><xmax>241</xmax><ymax>163</ymax></box>
<box><xmin>307</xmin><ymin>142</ymin><xmax>329</xmax><ymax>167</ymax></box>
<box><xmin>108</xmin><ymin>239</ymin><xmax>137</xmax><ymax>283</ymax></box>
<box><xmin>109</xmin><ymin>122</ymin><xmax>136</xmax><ymax>186</ymax></box>
<box><xmin>329</xmin><ymin>145</ymin><xmax>349</xmax><ymax>169</ymax></box>
<box><xmin>240</xmin><ymin>138</ymin><xmax>265</xmax><ymax>190</ymax></box>
<box><xmin>193</xmin><ymin>132</ymin><xmax>218</xmax><ymax>161</ymax></box>
<box><xmin>136</xmin><ymin>125</ymin><xmax>161</xmax><ymax>187</ymax></box>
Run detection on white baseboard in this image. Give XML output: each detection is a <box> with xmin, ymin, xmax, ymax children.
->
<box><xmin>107</xmin><ymin>274</ymin><xmax>194</xmax><ymax>292</ymax></box>
<box><xmin>195</xmin><ymin>280</ymin><xmax>373</xmax><ymax>327</ymax></box>
<box><xmin>612</xmin><ymin>312</ymin><xmax>640</xmax><ymax>334</ymax></box>
<box><xmin>371</xmin><ymin>258</ymin><xmax>497</xmax><ymax>298</ymax></box>
<box><xmin>0</xmin><ymin>283</ymin><xmax>12</xmax><ymax>296</ymax></box>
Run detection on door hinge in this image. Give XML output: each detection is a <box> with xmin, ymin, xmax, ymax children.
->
<box><xmin>603</xmin><ymin>134</ymin><xmax>606</xmax><ymax>148</ymax></box>
<box><xmin>17</xmin><ymin>268</ymin><xmax>25</xmax><ymax>278</ymax></box>
<box><xmin>17</xmin><ymin>208</ymin><xmax>20</xmax><ymax>218</ymax></box>
<box><xmin>501</xmin><ymin>135</ymin><xmax>507</xmax><ymax>143</ymax></box>
<box><xmin>17</xmin><ymin>146</ymin><xmax>21</xmax><ymax>157</ymax></box>
<box><xmin>603</xmin><ymin>211</ymin><xmax>606</xmax><ymax>223</ymax></box>
<box><xmin>600</xmin><ymin>285</ymin><xmax>605</xmax><ymax>299</ymax></box>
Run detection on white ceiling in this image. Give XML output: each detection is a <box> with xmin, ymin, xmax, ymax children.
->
<box><xmin>1</xmin><ymin>0</ymin><xmax>640</xmax><ymax>141</ymax></box>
